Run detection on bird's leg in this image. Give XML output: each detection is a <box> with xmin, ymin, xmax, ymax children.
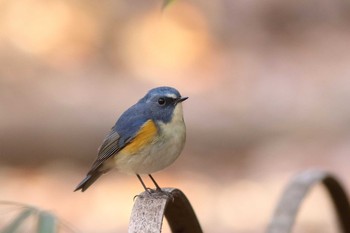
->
<box><xmin>148</xmin><ymin>174</ymin><xmax>174</xmax><ymax>200</ymax></box>
<box><xmin>136</xmin><ymin>174</ymin><xmax>152</xmax><ymax>194</ymax></box>
<box><xmin>148</xmin><ymin>174</ymin><xmax>162</xmax><ymax>192</ymax></box>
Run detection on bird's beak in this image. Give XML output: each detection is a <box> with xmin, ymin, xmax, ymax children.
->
<box><xmin>175</xmin><ymin>96</ymin><xmax>188</xmax><ymax>105</ymax></box>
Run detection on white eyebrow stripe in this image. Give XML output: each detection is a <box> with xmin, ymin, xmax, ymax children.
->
<box><xmin>165</xmin><ymin>93</ymin><xmax>177</xmax><ymax>99</ymax></box>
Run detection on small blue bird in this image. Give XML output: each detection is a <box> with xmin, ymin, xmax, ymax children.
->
<box><xmin>74</xmin><ymin>86</ymin><xmax>188</xmax><ymax>192</ymax></box>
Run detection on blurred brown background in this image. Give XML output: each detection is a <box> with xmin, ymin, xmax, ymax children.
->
<box><xmin>1</xmin><ymin>0</ymin><xmax>350</xmax><ymax>232</ymax></box>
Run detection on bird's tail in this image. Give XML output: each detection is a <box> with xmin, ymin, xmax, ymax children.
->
<box><xmin>74</xmin><ymin>171</ymin><xmax>103</xmax><ymax>192</ymax></box>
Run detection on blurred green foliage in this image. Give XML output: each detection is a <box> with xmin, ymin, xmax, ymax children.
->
<box><xmin>163</xmin><ymin>0</ymin><xmax>176</xmax><ymax>8</ymax></box>
<box><xmin>0</xmin><ymin>202</ymin><xmax>70</xmax><ymax>233</ymax></box>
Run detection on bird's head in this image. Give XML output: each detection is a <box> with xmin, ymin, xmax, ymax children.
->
<box><xmin>139</xmin><ymin>86</ymin><xmax>188</xmax><ymax>124</ymax></box>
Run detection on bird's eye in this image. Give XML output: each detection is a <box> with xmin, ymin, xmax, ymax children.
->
<box><xmin>158</xmin><ymin>98</ymin><xmax>166</xmax><ymax>105</ymax></box>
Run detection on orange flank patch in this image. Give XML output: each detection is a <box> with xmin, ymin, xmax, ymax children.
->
<box><xmin>122</xmin><ymin>120</ymin><xmax>158</xmax><ymax>154</ymax></box>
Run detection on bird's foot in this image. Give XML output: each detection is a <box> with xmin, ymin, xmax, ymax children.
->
<box><xmin>133</xmin><ymin>187</ymin><xmax>157</xmax><ymax>201</ymax></box>
<box><xmin>151</xmin><ymin>188</ymin><xmax>174</xmax><ymax>201</ymax></box>
<box><xmin>134</xmin><ymin>188</ymin><xmax>174</xmax><ymax>201</ymax></box>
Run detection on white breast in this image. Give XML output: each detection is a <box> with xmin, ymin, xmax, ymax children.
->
<box><xmin>114</xmin><ymin>103</ymin><xmax>186</xmax><ymax>174</ymax></box>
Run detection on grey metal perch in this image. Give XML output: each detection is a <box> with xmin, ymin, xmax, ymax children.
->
<box><xmin>128</xmin><ymin>188</ymin><xmax>202</xmax><ymax>233</ymax></box>
<box><xmin>266</xmin><ymin>169</ymin><xmax>350</xmax><ymax>233</ymax></box>
<box><xmin>127</xmin><ymin>170</ymin><xmax>349</xmax><ymax>233</ymax></box>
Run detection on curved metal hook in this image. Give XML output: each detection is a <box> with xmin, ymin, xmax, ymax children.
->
<box><xmin>128</xmin><ymin>188</ymin><xmax>203</xmax><ymax>233</ymax></box>
<box><xmin>266</xmin><ymin>169</ymin><xmax>350</xmax><ymax>233</ymax></box>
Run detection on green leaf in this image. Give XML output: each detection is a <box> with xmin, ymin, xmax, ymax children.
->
<box><xmin>2</xmin><ymin>208</ymin><xmax>35</xmax><ymax>233</ymax></box>
<box><xmin>162</xmin><ymin>0</ymin><xmax>176</xmax><ymax>9</ymax></box>
<box><xmin>37</xmin><ymin>211</ymin><xmax>57</xmax><ymax>233</ymax></box>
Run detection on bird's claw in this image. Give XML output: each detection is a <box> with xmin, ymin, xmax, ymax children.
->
<box><xmin>134</xmin><ymin>188</ymin><xmax>174</xmax><ymax>202</ymax></box>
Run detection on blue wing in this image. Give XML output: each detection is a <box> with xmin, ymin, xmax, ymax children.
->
<box><xmin>90</xmin><ymin>103</ymin><xmax>151</xmax><ymax>171</ymax></box>
<box><xmin>74</xmin><ymin>103</ymin><xmax>153</xmax><ymax>192</ymax></box>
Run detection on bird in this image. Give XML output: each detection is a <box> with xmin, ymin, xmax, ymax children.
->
<box><xmin>74</xmin><ymin>86</ymin><xmax>188</xmax><ymax>192</ymax></box>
